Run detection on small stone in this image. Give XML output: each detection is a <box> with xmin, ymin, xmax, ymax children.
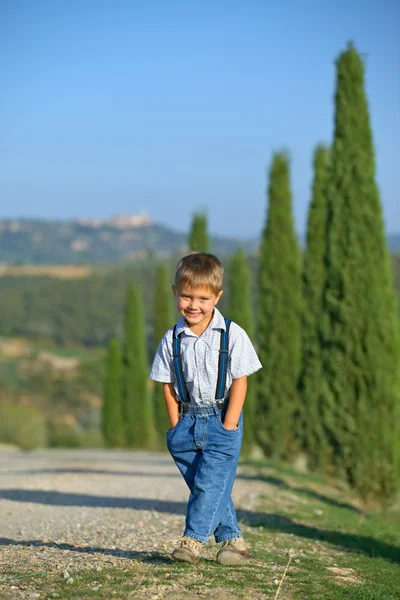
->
<box><xmin>92</xmin><ymin>585</ymin><xmax>102</xmax><ymax>591</ymax></box>
<box><xmin>50</xmin><ymin>594</ymin><xmax>60</xmax><ymax>598</ymax></box>
<box><xmin>295</xmin><ymin>558</ymin><xmax>300</xmax><ymax>563</ymax></box>
<box><xmin>66</xmin><ymin>577</ymin><xmax>74</xmax><ymax>584</ymax></box>
<box><xmin>273</xmin><ymin>579</ymin><xmax>280</xmax><ymax>585</ymax></box>
<box><xmin>62</xmin><ymin>571</ymin><xmax>70</xmax><ymax>580</ymax></box>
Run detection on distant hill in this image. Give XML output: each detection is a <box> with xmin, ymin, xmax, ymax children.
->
<box><xmin>0</xmin><ymin>217</ymin><xmax>399</xmax><ymax>265</ymax></box>
<box><xmin>0</xmin><ymin>217</ymin><xmax>258</xmax><ymax>265</ymax></box>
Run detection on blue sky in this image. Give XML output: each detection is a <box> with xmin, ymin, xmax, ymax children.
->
<box><xmin>1</xmin><ymin>0</ymin><xmax>399</xmax><ymax>238</ymax></box>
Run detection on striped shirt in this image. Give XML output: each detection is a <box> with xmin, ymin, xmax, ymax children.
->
<box><xmin>149</xmin><ymin>307</ymin><xmax>262</xmax><ymax>406</ymax></box>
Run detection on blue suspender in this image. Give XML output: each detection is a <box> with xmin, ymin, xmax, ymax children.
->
<box><xmin>172</xmin><ymin>325</ymin><xmax>190</xmax><ymax>403</ymax></box>
<box><xmin>215</xmin><ymin>318</ymin><xmax>231</xmax><ymax>399</ymax></box>
<box><xmin>172</xmin><ymin>318</ymin><xmax>231</xmax><ymax>403</ymax></box>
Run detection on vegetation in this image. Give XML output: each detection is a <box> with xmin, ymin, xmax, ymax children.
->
<box><xmin>102</xmin><ymin>339</ymin><xmax>124</xmax><ymax>448</ymax></box>
<box><xmin>298</xmin><ymin>144</ymin><xmax>330</xmax><ymax>468</ymax></box>
<box><xmin>188</xmin><ymin>212</ymin><xmax>211</xmax><ymax>252</ymax></box>
<box><xmin>122</xmin><ymin>284</ymin><xmax>155</xmax><ymax>448</ymax></box>
<box><xmin>227</xmin><ymin>248</ymin><xmax>256</xmax><ymax>455</ymax></box>
<box><xmin>152</xmin><ymin>263</ymin><xmax>175</xmax><ymax>443</ymax></box>
<box><xmin>0</xmin><ymin>402</ymin><xmax>47</xmax><ymax>450</ymax></box>
<box><xmin>320</xmin><ymin>44</ymin><xmax>400</xmax><ymax>502</ymax></box>
<box><xmin>256</xmin><ymin>152</ymin><xmax>302</xmax><ymax>460</ymax></box>
<box><xmin>0</xmin><ymin>254</ymin><xmax>399</xmax><ymax>349</ymax></box>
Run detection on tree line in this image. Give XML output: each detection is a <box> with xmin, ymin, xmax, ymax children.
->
<box><xmin>102</xmin><ymin>44</ymin><xmax>400</xmax><ymax>506</ymax></box>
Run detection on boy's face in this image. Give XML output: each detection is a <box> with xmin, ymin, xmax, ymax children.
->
<box><xmin>172</xmin><ymin>284</ymin><xmax>223</xmax><ymax>331</ymax></box>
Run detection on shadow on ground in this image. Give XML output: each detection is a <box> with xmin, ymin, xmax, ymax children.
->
<box><xmin>6</xmin><ymin>469</ymin><xmax>180</xmax><ymax>478</ymax></box>
<box><xmin>237</xmin><ymin>473</ymin><xmax>362</xmax><ymax>514</ymax></box>
<box><xmin>1</xmin><ymin>489</ymin><xmax>399</xmax><ymax>564</ymax></box>
<box><xmin>0</xmin><ymin>537</ymin><xmax>173</xmax><ymax>565</ymax></box>
<box><xmin>7</xmin><ymin>468</ymin><xmax>360</xmax><ymax>515</ymax></box>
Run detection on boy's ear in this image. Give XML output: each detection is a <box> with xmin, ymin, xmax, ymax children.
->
<box><xmin>172</xmin><ymin>285</ymin><xmax>177</xmax><ymax>297</ymax></box>
<box><xmin>215</xmin><ymin>290</ymin><xmax>223</xmax><ymax>305</ymax></box>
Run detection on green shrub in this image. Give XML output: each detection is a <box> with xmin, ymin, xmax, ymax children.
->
<box><xmin>79</xmin><ymin>428</ymin><xmax>104</xmax><ymax>448</ymax></box>
<box><xmin>0</xmin><ymin>402</ymin><xmax>47</xmax><ymax>450</ymax></box>
<box><xmin>46</xmin><ymin>420</ymin><xmax>80</xmax><ymax>448</ymax></box>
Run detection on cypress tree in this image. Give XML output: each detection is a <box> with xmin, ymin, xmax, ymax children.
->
<box><xmin>153</xmin><ymin>263</ymin><xmax>174</xmax><ymax>445</ymax></box>
<box><xmin>122</xmin><ymin>284</ymin><xmax>154</xmax><ymax>448</ymax></box>
<box><xmin>228</xmin><ymin>248</ymin><xmax>256</xmax><ymax>455</ymax></box>
<box><xmin>298</xmin><ymin>145</ymin><xmax>330</xmax><ymax>468</ymax></box>
<box><xmin>321</xmin><ymin>43</ymin><xmax>400</xmax><ymax>502</ymax></box>
<box><xmin>256</xmin><ymin>152</ymin><xmax>302</xmax><ymax>460</ymax></box>
<box><xmin>188</xmin><ymin>212</ymin><xmax>210</xmax><ymax>252</ymax></box>
<box><xmin>102</xmin><ymin>338</ymin><xmax>125</xmax><ymax>447</ymax></box>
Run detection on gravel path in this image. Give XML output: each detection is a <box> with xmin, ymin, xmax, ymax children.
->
<box><xmin>0</xmin><ymin>449</ymin><xmax>268</xmax><ymax>597</ymax></box>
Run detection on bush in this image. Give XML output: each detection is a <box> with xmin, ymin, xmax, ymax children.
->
<box><xmin>0</xmin><ymin>402</ymin><xmax>47</xmax><ymax>450</ymax></box>
<box><xmin>79</xmin><ymin>428</ymin><xmax>104</xmax><ymax>448</ymax></box>
<box><xmin>46</xmin><ymin>420</ymin><xmax>81</xmax><ymax>448</ymax></box>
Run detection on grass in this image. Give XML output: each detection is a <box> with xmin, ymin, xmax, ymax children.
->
<box><xmin>1</xmin><ymin>458</ymin><xmax>399</xmax><ymax>599</ymax></box>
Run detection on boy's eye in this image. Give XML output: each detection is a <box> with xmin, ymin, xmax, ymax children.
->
<box><xmin>201</xmin><ymin>298</ymin><xmax>209</xmax><ymax>302</ymax></box>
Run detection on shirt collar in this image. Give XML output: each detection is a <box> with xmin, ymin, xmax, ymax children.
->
<box><xmin>175</xmin><ymin>306</ymin><xmax>226</xmax><ymax>337</ymax></box>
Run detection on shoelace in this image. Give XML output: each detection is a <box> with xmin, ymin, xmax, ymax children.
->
<box><xmin>222</xmin><ymin>538</ymin><xmax>246</xmax><ymax>549</ymax></box>
<box><xmin>181</xmin><ymin>537</ymin><xmax>199</xmax><ymax>551</ymax></box>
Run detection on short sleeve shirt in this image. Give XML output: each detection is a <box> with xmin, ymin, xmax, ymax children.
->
<box><xmin>149</xmin><ymin>307</ymin><xmax>262</xmax><ymax>405</ymax></box>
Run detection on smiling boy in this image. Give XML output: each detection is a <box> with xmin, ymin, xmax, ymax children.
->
<box><xmin>150</xmin><ymin>251</ymin><xmax>262</xmax><ymax>565</ymax></box>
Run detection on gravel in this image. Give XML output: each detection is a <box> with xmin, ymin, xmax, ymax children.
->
<box><xmin>0</xmin><ymin>448</ymin><xmax>267</xmax><ymax>595</ymax></box>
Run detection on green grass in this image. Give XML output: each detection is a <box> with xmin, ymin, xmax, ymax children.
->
<box><xmin>1</xmin><ymin>458</ymin><xmax>399</xmax><ymax>599</ymax></box>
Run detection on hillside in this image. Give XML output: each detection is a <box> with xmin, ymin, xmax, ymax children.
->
<box><xmin>0</xmin><ymin>217</ymin><xmax>258</xmax><ymax>265</ymax></box>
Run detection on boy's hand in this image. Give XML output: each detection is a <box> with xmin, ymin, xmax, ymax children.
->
<box><xmin>223</xmin><ymin>421</ymin><xmax>239</xmax><ymax>430</ymax></box>
<box><xmin>223</xmin><ymin>376</ymin><xmax>247</xmax><ymax>430</ymax></box>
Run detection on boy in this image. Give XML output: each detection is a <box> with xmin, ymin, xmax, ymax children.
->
<box><xmin>150</xmin><ymin>252</ymin><xmax>261</xmax><ymax>565</ymax></box>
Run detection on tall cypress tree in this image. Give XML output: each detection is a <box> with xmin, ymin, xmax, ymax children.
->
<box><xmin>102</xmin><ymin>338</ymin><xmax>125</xmax><ymax>447</ymax></box>
<box><xmin>228</xmin><ymin>248</ymin><xmax>256</xmax><ymax>455</ymax></box>
<box><xmin>321</xmin><ymin>43</ymin><xmax>400</xmax><ymax>502</ymax></box>
<box><xmin>122</xmin><ymin>284</ymin><xmax>154</xmax><ymax>448</ymax></box>
<box><xmin>298</xmin><ymin>145</ymin><xmax>330</xmax><ymax>468</ymax></box>
<box><xmin>188</xmin><ymin>212</ymin><xmax>210</xmax><ymax>252</ymax></box>
<box><xmin>153</xmin><ymin>263</ymin><xmax>174</xmax><ymax>446</ymax></box>
<box><xmin>256</xmin><ymin>152</ymin><xmax>302</xmax><ymax>460</ymax></box>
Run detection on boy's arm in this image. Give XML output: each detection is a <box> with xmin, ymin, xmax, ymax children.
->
<box><xmin>163</xmin><ymin>382</ymin><xmax>180</xmax><ymax>428</ymax></box>
<box><xmin>223</xmin><ymin>375</ymin><xmax>247</xmax><ymax>430</ymax></box>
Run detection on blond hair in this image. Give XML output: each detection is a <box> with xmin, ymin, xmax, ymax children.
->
<box><xmin>174</xmin><ymin>252</ymin><xmax>223</xmax><ymax>295</ymax></box>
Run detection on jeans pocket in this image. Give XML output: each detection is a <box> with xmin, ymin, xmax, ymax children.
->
<box><xmin>217</xmin><ymin>416</ymin><xmax>240</xmax><ymax>432</ymax></box>
<box><xmin>166</xmin><ymin>415</ymin><xmax>185</xmax><ymax>435</ymax></box>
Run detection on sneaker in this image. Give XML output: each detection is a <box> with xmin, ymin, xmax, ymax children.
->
<box><xmin>216</xmin><ymin>537</ymin><xmax>251</xmax><ymax>566</ymax></box>
<box><xmin>171</xmin><ymin>536</ymin><xmax>202</xmax><ymax>564</ymax></box>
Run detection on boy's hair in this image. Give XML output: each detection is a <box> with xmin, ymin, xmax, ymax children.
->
<box><xmin>175</xmin><ymin>252</ymin><xmax>223</xmax><ymax>295</ymax></box>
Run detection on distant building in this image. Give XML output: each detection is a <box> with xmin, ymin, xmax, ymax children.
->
<box><xmin>77</xmin><ymin>211</ymin><xmax>152</xmax><ymax>229</ymax></box>
<box><xmin>107</xmin><ymin>212</ymin><xmax>152</xmax><ymax>228</ymax></box>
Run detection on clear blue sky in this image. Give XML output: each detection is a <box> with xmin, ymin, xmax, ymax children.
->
<box><xmin>1</xmin><ymin>0</ymin><xmax>399</xmax><ymax>238</ymax></box>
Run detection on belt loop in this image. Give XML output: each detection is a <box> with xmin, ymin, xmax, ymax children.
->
<box><xmin>179</xmin><ymin>402</ymin><xmax>184</xmax><ymax>417</ymax></box>
<box><xmin>213</xmin><ymin>401</ymin><xmax>224</xmax><ymax>416</ymax></box>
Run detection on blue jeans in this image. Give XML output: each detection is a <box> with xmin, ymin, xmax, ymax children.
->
<box><xmin>166</xmin><ymin>403</ymin><xmax>243</xmax><ymax>543</ymax></box>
